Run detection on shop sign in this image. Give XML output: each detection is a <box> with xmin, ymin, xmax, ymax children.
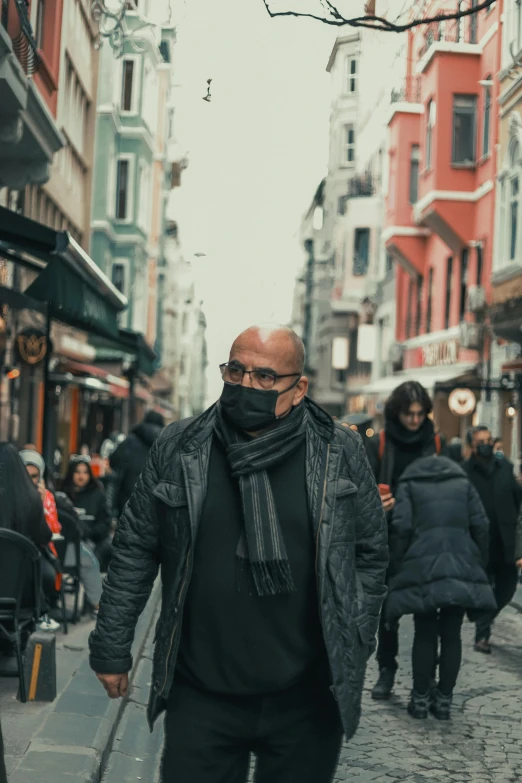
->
<box><xmin>448</xmin><ymin>388</ymin><xmax>476</xmax><ymax>417</ymax></box>
<box><xmin>15</xmin><ymin>328</ymin><xmax>51</xmax><ymax>365</ymax></box>
<box><xmin>422</xmin><ymin>338</ymin><xmax>459</xmax><ymax>367</ymax></box>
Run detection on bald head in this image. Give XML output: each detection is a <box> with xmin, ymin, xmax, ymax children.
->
<box><xmin>231</xmin><ymin>325</ymin><xmax>305</xmax><ymax>374</ymax></box>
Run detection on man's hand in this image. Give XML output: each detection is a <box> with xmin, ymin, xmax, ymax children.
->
<box><xmin>516</xmin><ymin>559</ymin><xmax>522</xmax><ymax>569</ymax></box>
<box><xmin>381</xmin><ymin>492</ymin><xmax>395</xmax><ymax>513</ymax></box>
<box><xmin>96</xmin><ymin>672</ymin><xmax>129</xmax><ymax>699</ymax></box>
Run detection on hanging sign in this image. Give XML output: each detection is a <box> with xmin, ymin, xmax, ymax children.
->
<box><xmin>448</xmin><ymin>388</ymin><xmax>476</xmax><ymax>417</ymax></box>
<box><xmin>422</xmin><ymin>338</ymin><xmax>459</xmax><ymax>367</ymax></box>
<box><xmin>16</xmin><ymin>328</ymin><xmax>51</xmax><ymax>366</ymax></box>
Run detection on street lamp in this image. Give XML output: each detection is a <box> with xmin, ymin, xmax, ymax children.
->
<box><xmin>90</xmin><ymin>0</ymin><xmax>174</xmax><ymax>58</ymax></box>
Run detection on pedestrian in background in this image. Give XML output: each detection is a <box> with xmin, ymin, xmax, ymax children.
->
<box><xmin>448</xmin><ymin>436</ymin><xmax>463</xmax><ymax>464</ymax></box>
<box><xmin>62</xmin><ymin>456</ymin><xmax>112</xmax><ymax>572</ymax></box>
<box><xmin>365</xmin><ymin>381</ymin><xmax>445</xmax><ymax>701</ymax></box>
<box><xmin>463</xmin><ymin>426</ymin><xmax>521</xmax><ymax>654</ymax></box>
<box><xmin>90</xmin><ymin>325</ymin><xmax>388</xmax><ymax>783</ymax></box>
<box><xmin>110</xmin><ymin>411</ymin><xmax>164</xmax><ymax>516</ymax></box>
<box><xmin>387</xmin><ymin>455</ymin><xmax>495</xmax><ymax>720</ymax></box>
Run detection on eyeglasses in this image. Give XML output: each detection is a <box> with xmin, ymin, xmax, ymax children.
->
<box><xmin>220</xmin><ymin>362</ymin><xmax>301</xmax><ymax>392</ymax></box>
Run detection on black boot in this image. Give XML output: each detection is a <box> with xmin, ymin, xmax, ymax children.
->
<box><xmin>371</xmin><ymin>667</ymin><xmax>395</xmax><ymax>700</ymax></box>
<box><xmin>430</xmin><ymin>688</ymin><xmax>452</xmax><ymax>721</ymax></box>
<box><xmin>407</xmin><ymin>690</ymin><xmax>430</xmax><ymax>719</ymax></box>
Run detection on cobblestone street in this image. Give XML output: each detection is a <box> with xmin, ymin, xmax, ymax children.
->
<box><xmin>100</xmin><ymin>600</ymin><xmax>522</xmax><ymax>782</ymax></box>
<box><xmin>334</xmin><ymin>604</ymin><xmax>522</xmax><ymax>783</ymax></box>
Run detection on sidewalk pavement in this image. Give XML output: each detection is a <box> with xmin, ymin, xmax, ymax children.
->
<box><xmin>3</xmin><ymin>581</ymin><xmax>160</xmax><ymax>783</ymax></box>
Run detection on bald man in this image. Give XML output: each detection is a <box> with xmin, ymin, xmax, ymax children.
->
<box><xmin>90</xmin><ymin>325</ymin><xmax>388</xmax><ymax>783</ymax></box>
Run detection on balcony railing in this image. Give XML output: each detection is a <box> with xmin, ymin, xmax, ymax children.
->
<box><xmin>11</xmin><ymin>0</ymin><xmax>40</xmax><ymax>75</ymax></box>
<box><xmin>419</xmin><ymin>9</ymin><xmax>478</xmax><ymax>59</ymax></box>
<box><xmin>346</xmin><ymin>173</ymin><xmax>378</xmax><ymax>199</ymax></box>
<box><xmin>391</xmin><ymin>75</ymin><xmax>421</xmax><ymax>104</ymax></box>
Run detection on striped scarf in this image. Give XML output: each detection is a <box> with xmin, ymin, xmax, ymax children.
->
<box><xmin>214</xmin><ymin>402</ymin><xmax>308</xmax><ymax>597</ymax></box>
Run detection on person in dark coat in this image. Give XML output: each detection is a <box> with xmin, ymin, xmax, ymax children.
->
<box><xmin>365</xmin><ymin>381</ymin><xmax>446</xmax><ymax>700</ymax></box>
<box><xmin>110</xmin><ymin>411</ymin><xmax>164</xmax><ymax>515</ymax></box>
<box><xmin>62</xmin><ymin>457</ymin><xmax>112</xmax><ymax>572</ymax></box>
<box><xmin>462</xmin><ymin>426</ymin><xmax>522</xmax><ymax>654</ymax></box>
<box><xmin>89</xmin><ymin>325</ymin><xmax>388</xmax><ymax>783</ymax></box>
<box><xmin>387</xmin><ymin>455</ymin><xmax>495</xmax><ymax>720</ymax></box>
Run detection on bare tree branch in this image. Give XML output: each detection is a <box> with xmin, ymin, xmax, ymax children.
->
<box><xmin>262</xmin><ymin>0</ymin><xmax>497</xmax><ymax>32</ymax></box>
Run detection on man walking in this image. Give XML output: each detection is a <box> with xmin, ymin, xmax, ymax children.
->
<box><xmin>463</xmin><ymin>426</ymin><xmax>521</xmax><ymax>654</ymax></box>
<box><xmin>109</xmin><ymin>410</ymin><xmax>164</xmax><ymax>515</ymax></box>
<box><xmin>89</xmin><ymin>325</ymin><xmax>388</xmax><ymax>783</ymax></box>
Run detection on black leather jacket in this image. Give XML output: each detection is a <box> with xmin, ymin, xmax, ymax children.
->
<box><xmin>89</xmin><ymin>399</ymin><xmax>388</xmax><ymax>740</ymax></box>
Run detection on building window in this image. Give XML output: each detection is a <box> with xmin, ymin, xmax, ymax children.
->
<box><xmin>36</xmin><ymin>0</ymin><xmax>45</xmax><ymax>49</ymax></box>
<box><xmin>482</xmin><ymin>78</ymin><xmax>491</xmax><ymax>157</ymax></box>
<box><xmin>112</xmin><ymin>262</ymin><xmax>127</xmax><ymax>294</ymax></box>
<box><xmin>470</xmin><ymin>0</ymin><xmax>478</xmax><ymax>42</ymax></box>
<box><xmin>459</xmin><ymin>248</ymin><xmax>469</xmax><ymax>321</ymax></box>
<box><xmin>426</xmin><ymin>267</ymin><xmax>433</xmax><ymax>333</ymax></box>
<box><xmin>476</xmin><ymin>243</ymin><xmax>483</xmax><ymax>284</ymax></box>
<box><xmin>353</xmin><ymin>228</ymin><xmax>370</xmax><ymax>276</ymax></box>
<box><xmin>510</xmin><ymin>174</ymin><xmax>519</xmax><ymax>261</ymax></box>
<box><xmin>445</xmin><ymin>256</ymin><xmax>453</xmax><ymax>329</ymax></box>
<box><xmin>406</xmin><ymin>277</ymin><xmax>413</xmax><ymax>338</ymax></box>
<box><xmin>409</xmin><ymin>144</ymin><xmax>420</xmax><ymax>204</ymax></box>
<box><xmin>416</xmin><ymin>275</ymin><xmax>423</xmax><ymax>335</ymax></box>
<box><xmin>121</xmin><ymin>59</ymin><xmax>135</xmax><ymax>112</ymax></box>
<box><xmin>343</xmin><ymin>124</ymin><xmax>355</xmax><ymax>165</ymax></box>
<box><xmin>115</xmin><ymin>158</ymin><xmax>131</xmax><ymax>220</ymax></box>
<box><xmin>346</xmin><ymin>57</ymin><xmax>357</xmax><ymax>93</ymax></box>
<box><xmin>385</xmin><ymin>251</ymin><xmax>394</xmax><ymax>275</ymax></box>
<box><xmin>426</xmin><ymin>100</ymin><xmax>435</xmax><ymax>169</ymax></box>
<box><xmin>452</xmin><ymin>95</ymin><xmax>477</xmax><ymax>165</ymax></box>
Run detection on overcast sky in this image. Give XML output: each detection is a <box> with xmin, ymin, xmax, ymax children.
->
<box><xmin>171</xmin><ymin>0</ymin><xmax>336</xmax><ymax>403</ymax></box>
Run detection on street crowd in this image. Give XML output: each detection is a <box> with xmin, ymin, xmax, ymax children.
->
<box><xmin>1</xmin><ymin>325</ymin><xmax>522</xmax><ymax>782</ymax></box>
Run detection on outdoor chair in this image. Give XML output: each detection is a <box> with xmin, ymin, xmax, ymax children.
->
<box><xmin>53</xmin><ymin>508</ymin><xmax>82</xmax><ymax>625</ymax></box>
<box><xmin>0</xmin><ymin>529</ymin><xmax>41</xmax><ymax>703</ymax></box>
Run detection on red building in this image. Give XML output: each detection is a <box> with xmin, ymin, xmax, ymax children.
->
<box><xmin>383</xmin><ymin>0</ymin><xmax>500</xmax><ymax>436</ymax></box>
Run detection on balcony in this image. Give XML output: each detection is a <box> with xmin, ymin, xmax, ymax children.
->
<box><xmin>391</xmin><ymin>75</ymin><xmax>421</xmax><ymax>105</ymax></box>
<box><xmin>0</xmin><ymin>0</ymin><xmax>63</xmax><ymax>187</ymax></box>
<box><xmin>417</xmin><ymin>10</ymin><xmax>481</xmax><ymax>74</ymax></box>
<box><xmin>346</xmin><ymin>173</ymin><xmax>378</xmax><ymax>199</ymax></box>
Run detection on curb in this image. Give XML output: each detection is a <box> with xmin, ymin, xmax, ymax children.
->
<box><xmin>9</xmin><ymin>581</ymin><xmax>161</xmax><ymax>783</ymax></box>
<box><xmin>510</xmin><ymin>599</ymin><xmax>522</xmax><ymax>614</ymax></box>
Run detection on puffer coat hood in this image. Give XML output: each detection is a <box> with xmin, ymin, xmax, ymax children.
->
<box><xmin>134</xmin><ymin>422</ymin><xmax>163</xmax><ymax>448</ymax></box>
<box><xmin>386</xmin><ymin>455</ymin><xmax>496</xmax><ymax>620</ymax></box>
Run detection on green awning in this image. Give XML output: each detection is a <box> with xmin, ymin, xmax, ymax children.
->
<box><xmin>90</xmin><ymin>328</ymin><xmax>157</xmax><ymax>377</ymax></box>
<box><xmin>0</xmin><ymin>207</ymin><xmax>127</xmax><ymax>340</ymax></box>
<box><xmin>25</xmin><ymin>256</ymin><xmax>120</xmax><ymax>339</ymax></box>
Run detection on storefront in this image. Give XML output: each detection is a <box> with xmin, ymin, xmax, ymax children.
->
<box><xmin>362</xmin><ymin>330</ymin><xmax>481</xmax><ymax>437</ymax></box>
<box><xmin>0</xmin><ymin>207</ymin><xmax>128</xmax><ymax>461</ymax></box>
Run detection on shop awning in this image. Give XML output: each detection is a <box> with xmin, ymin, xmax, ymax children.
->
<box><xmin>362</xmin><ymin>363</ymin><xmax>478</xmax><ymax>398</ymax></box>
<box><xmin>90</xmin><ymin>328</ymin><xmax>157</xmax><ymax>378</ymax></box>
<box><xmin>0</xmin><ymin>207</ymin><xmax>127</xmax><ymax>339</ymax></box>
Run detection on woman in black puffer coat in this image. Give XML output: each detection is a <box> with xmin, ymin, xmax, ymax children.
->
<box><xmin>387</xmin><ymin>455</ymin><xmax>496</xmax><ymax>721</ymax></box>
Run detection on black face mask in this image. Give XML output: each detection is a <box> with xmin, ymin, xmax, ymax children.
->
<box><xmin>476</xmin><ymin>443</ymin><xmax>494</xmax><ymax>460</ymax></box>
<box><xmin>220</xmin><ymin>382</ymin><xmax>297</xmax><ymax>432</ymax></box>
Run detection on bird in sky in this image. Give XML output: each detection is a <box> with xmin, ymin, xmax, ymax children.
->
<box><xmin>202</xmin><ymin>79</ymin><xmax>212</xmax><ymax>102</ymax></box>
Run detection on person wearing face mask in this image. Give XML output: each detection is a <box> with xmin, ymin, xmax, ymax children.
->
<box><xmin>89</xmin><ymin>324</ymin><xmax>388</xmax><ymax>783</ymax></box>
<box><xmin>365</xmin><ymin>381</ymin><xmax>446</xmax><ymax>701</ymax></box>
<box><xmin>462</xmin><ymin>426</ymin><xmax>521</xmax><ymax>654</ymax></box>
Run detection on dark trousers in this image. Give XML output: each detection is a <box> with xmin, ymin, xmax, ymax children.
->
<box><xmin>474</xmin><ymin>563</ymin><xmax>518</xmax><ymax>642</ymax></box>
<box><xmin>162</xmin><ymin>678</ymin><xmax>344</xmax><ymax>783</ymax></box>
<box><xmin>376</xmin><ymin>607</ymin><xmax>399</xmax><ymax>672</ymax></box>
<box><xmin>412</xmin><ymin>607</ymin><xmax>465</xmax><ymax>695</ymax></box>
